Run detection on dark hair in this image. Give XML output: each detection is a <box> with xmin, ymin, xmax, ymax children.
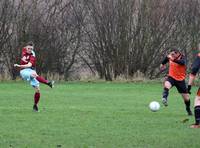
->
<box><xmin>27</xmin><ymin>41</ymin><xmax>34</xmax><ymax>46</ymax></box>
<box><xmin>170</xmin><ymin>47</ymin><xmax>180</xmax><ymax>53</ymax></box>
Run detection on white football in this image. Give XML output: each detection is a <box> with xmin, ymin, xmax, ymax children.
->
<box><xmin>149</xmin><ymin>101</ymin><xmax>160</xmax><ymax>112</ymax></box>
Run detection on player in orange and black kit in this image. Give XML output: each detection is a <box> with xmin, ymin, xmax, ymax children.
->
<box><xmin>160</xmin><ymin>48</ymin><xmax>192</xmax><ymax>115</ymax></box>
<box><xmin>188</xmin><ymin>49</ymin><xmax>200</xmax><ymax>128</ymax></box>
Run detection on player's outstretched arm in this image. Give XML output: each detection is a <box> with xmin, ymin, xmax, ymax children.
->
<box><xmin>161</xmin><ymin>56</ymin><xmax>169</xmax><ymax>65</ymax></box>
<box><xmin>160</xmin><ymin>56</ymin><xmax>169</xmax><ymax>72</ymax></box>
<box><xmin>14</xmin><ymin>62</ymin><xmax>32</xmax><ymax>68</ymax></box>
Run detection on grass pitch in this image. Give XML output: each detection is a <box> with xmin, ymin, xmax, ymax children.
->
<box><xmin>0</xmin><ymin>81</ymin><xmax>199</xmax><ymax>148</ymax></box>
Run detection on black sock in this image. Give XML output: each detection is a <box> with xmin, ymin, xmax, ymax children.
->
<box><xmin>162</xmin><ymin>88</ymin><xmax>169</xmax><ymax>99</ymax></box>
<box><xmin>194</xmin><ymin>106</ymin><xmax>200</xmax><ymax>125</ymax></box>
<box><xmin>184</xmin><ymin>100</ymin><xmax>191</xmax><ymax>110</ymax></box>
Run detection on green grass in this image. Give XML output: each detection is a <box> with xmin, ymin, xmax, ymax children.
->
<box><xmin>0</xmin><ymin>81</ymin><xmax>199</xmax><ymax>148</ymax></box>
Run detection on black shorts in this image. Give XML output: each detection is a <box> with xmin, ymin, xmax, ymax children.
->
<box><xmin>166</xmin><ymin>76</ymin><xmax>187</xmax><ymax>93</ymax></box>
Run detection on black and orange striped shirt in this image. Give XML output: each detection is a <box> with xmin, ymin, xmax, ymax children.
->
<box><xmin>162</xmin><ymin>55</ymin><xmax>186</xmax><ymax>81</ymax></box>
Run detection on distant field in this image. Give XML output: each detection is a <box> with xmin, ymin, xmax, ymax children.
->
<box><xmin>0</xmin><ymin>81</ymin><xmax>199</xmax><ymax>148</ymax></box>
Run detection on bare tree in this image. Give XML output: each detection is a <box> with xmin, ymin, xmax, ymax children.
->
<box><xmin>0</xmin><ymin>0</ymin><xmax>17</xmax><ymax>79</ymax></box>
<box><xmin>2</xmin><ymin>0</ymin><xmax>200</xmax><ymax>80</ymax></box>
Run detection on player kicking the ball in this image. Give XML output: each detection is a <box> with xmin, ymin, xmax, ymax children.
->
<box><xmin>160</xmin><ymin>48</ymin><xmax>192</xmax><ymax>116</ymax></box>
<box><xmin>14</xmin><ymin>41</ymin><xmax>54</xmax><ymax>112</ymax></box>
<box><xmin>188</xmin><ymin>45</ymin><xmax>200</xmax><ymax>128</ymax></box>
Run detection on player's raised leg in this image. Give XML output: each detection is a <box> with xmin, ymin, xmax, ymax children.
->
<box><xmin>36</xmin><ymin>75</ymin><xmax>54</xmax><ymax>88</ymax></box>
<box><xmin>31</xmin><ymin>72</ymin><xmax>54</xmax><ymax>88</ymax></box>
<box><xmin>162</xmin><ymin>80</ymin><xmax>172</xmax><ymax>106</ymax></box>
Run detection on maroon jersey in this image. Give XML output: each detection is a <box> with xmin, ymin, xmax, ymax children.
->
<box><xmin>20</xmin><ymin>47</ymin><xmax>36</xmax><ymax>68</ymax></box>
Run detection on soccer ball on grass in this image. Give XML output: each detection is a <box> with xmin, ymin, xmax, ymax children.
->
<box><xmin>149</xmin><ymin>101</ymin><xmax>160</xmax><ymax>112</ymax></box>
